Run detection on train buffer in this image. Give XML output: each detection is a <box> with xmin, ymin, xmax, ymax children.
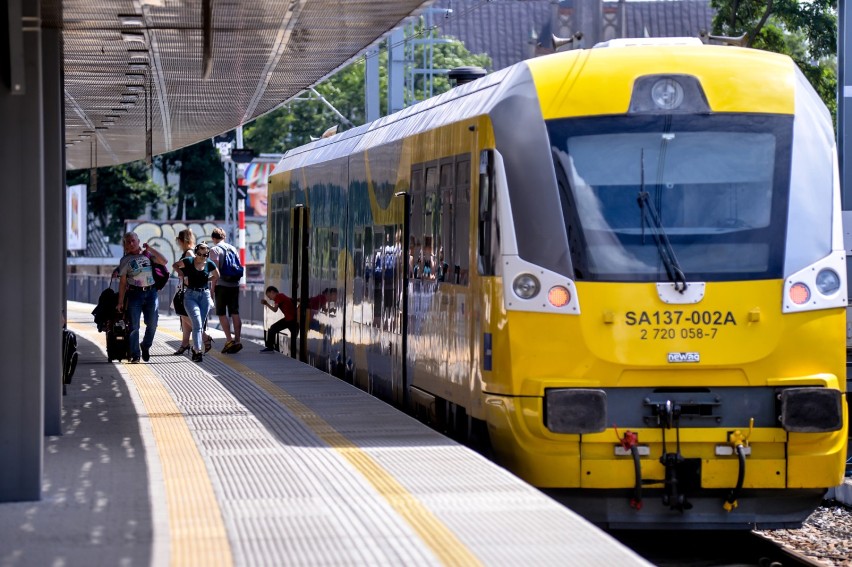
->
<box><xmin>0</xmin><ymin>303</ymin><xmax>651</xmax><ymax>566</ymax></box>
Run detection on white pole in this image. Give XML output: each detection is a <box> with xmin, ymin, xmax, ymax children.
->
<box><xmin>238</xmin><ymin>198</ymin><xmax>246</xmax><ymax>289</ymax></box>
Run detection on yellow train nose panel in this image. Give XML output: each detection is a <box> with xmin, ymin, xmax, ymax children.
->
<box><xmin>574</xmin><ymin>280</ymin><xmax>845</xmax><ymax>384</ymax></box>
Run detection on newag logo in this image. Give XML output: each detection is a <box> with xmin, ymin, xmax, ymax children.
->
<box><xmin>668</xmin><ymin>352</ymin><xmax>700</xmax><ymax>363</ymax></box>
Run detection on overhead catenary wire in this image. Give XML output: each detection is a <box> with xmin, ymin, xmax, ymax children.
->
<box><xmin>285</xmin><ymin>0</ymin><xmax>494</xmax><ymax>124</ymax></box>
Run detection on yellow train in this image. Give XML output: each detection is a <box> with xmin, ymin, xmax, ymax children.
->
<box><xmin>265</xmin><ymin>38</ymin><xmax>848</xmax><ymax>528</ymax></box>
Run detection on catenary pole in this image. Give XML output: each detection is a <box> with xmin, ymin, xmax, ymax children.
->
<box><xmin>840</xmin><ymin>0</ymin><xmax>852</xmax><ymax>209</ymax></box>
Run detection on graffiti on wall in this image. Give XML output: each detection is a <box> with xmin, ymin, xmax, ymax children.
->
<box><xmin>126</xmin><ymin>220</ymin><xmax>267</xmax><ymax>268</ymax></box>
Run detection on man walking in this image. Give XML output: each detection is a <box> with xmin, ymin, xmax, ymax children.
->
<box><xmin>117</xmin><ymin>232</ymin><xmax>168</xmax><ymax>363</ymax></box>
<box><xmin>210</xmin><ymin>227</ymin><xmax>243</xmax><ymax>353</ymax></box>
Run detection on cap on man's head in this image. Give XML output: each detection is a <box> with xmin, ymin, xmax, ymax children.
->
<box><xmin>211</xmin><ymin>227</ymin><xmax>226</xmax><ymax>240</ymax></box>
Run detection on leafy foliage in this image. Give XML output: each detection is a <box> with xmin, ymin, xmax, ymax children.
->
<box><xmin>67</xmin><ymin>140</ymin><xmax>223</xmax><ymax>244</ymax></box>
<box><xmin>69</xmin><ymin>22</ymin><xmax>490</xmax><ymax>241</ymax></box>
<box><xmin>155</xmin><ymin>141</ymin><xmax>224</xmax><ymax>220</ymax></box>
<box><xmin>245</xmin><ymin>23</ymin><xmax>491</xmax><ymax>154</ymax></box>
<box><xmin>710</xmin><ymin>0</ymin><xmax>837</xmax><ymax>119</ymax></box>
<box><xmin>66</xmin><ymin>161</ymin><xmax>162</xmax><ymax>244</ymax></box>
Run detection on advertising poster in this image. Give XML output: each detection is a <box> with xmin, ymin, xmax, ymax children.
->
<box><xmin>67</xmin><ymin>184</ymin><xmax>87</xmax><ymax>250</ymax></box>
<box><xmin>243</xmin><ymin>162</ymin><xmax>274</xmax><ymax>218</ymax></box>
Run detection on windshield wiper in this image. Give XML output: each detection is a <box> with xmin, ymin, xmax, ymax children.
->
<box><xmin>637</xmin><ymin>149</ymin><xmax>688</xmax><ymax>293</ymax></box>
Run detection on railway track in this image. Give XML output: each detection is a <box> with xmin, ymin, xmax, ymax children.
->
<box><xmin>609</xmin><ymin>529</ymin><xmax>825</xmax><ymax>567</ymax></box>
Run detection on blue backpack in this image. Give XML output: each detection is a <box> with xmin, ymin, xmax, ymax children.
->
<box><xmin>218</xmin><ymin>244</ymin><xmax>244</xmax><ymax>283</ymax></box>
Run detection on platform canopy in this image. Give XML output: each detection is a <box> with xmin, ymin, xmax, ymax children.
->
<box><xmin>48</xmin><ymin>0</ymin><xmax>432</xmax><ymax>170</ymax></box>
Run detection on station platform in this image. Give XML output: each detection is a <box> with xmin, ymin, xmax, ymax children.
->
<box><xmin>0</xmin><ymin>303</ymin><xmax>650</xmax><ymax>566</ymax></box>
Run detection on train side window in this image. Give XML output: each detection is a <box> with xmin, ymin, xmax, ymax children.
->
<box><xmin>422</xmin><ymin>166</ymin><xmax>439</xmax><ymax>281</ymax></box>
<box><xmin>354</xmin><ymin>231</ymin><xmax>363</xmax><ymax>280</ymax></box>
<box><xmin>455</xmin><ymin>157</ymin><xmax>471</xmax><ymax>285</ymax></box>
<box><xmin>330</xmin><ymin>229</ymin><xmax>339</xmax><ymax>280</ymax></box>
<box><xmin>440</xmin><ymin>161</ymin><xmax>454</xmax><ymax>283</ymax></box>
<box><xmin>270</xmin><ymin>191</ymin><xmax>290</xmax><ymax>265</ymax></box>
<box><xmin>364</xmin><ymin>226</ymin><xmax>374</xmax><ymax>280</ymax></box>
<box><xmin>410</xmin><ymin>166</ymin><xmax>424</xmax><ymax>278</ymax></box>
<box><xmin>478</xmin><ymin>150</ymin><xmax>495</xmax><ymax>276</ymax></box>
<box><xmin>269</xmin><ymin>193</ymin><xmax>280</xmax><ymax>263</ymax></box>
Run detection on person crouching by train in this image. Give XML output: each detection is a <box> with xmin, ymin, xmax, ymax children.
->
<box><xmin>117</xmin><ymin>231</ymin><xmax>168</xmax><ymax>363</ymax></box>
<box><xmin>173</xmin><ymin>242</ymin><xmax>219</xmax><ymax>363</ymax></box>
<box><xmin>173</xmin><ymin>229</ymin><xmax>213</xmax><ymax>355</ymax></box>
<box><xmin>260</xmin><ymin>286</ymin><xmax>298</xmax><ymax>353</ymax></box>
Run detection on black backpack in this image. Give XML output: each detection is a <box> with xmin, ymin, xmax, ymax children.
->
<box><xmin>92</xmin><ymin>287</ymin><xmax>119</xmax><ymax>332</ymax></box>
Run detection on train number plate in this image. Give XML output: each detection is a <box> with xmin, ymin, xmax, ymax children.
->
<box><xmin>625</xmin><ymin>310</ymin><xmax>737</xmax><ymax>341</ymax></box>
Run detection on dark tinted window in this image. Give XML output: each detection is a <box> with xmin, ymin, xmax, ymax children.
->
<box><xmin>547</xmin><ymin>114</ymin><xmax>793</xmax><ymax>282</ymax></box>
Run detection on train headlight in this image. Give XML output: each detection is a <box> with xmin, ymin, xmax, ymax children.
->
<box><xmin>512</xmin><ymin>274</ymin><xmax>540</xmax><ymax>299</ymax></box>
<box><xmin>788</xmin><ymin>282</ymin><xmax>810</xmax><ymax>305</ymax></box>
<box><xmin>548</xmin><ymin>286</ymin><xmax>571</xmax><ymax>307</ymax></box>
<box><xmin>651</xmin><ymin>78</ymin><xmax>684</xmax><ymax>110</ymax></box>
<box><xmin>815</xmin><ymin>269</ymin><xmax>841</xmax><ymax>296</ymax></box>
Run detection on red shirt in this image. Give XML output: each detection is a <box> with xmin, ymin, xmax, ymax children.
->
<box><xmin>307</xmin><ymin>293</ymin><xmax>326</xmax><ymax>311</ymax></box>
<box><xmin>273</xmin><ymin>293</ymin><xmax>296</xmax><ymax>321</ymax></box>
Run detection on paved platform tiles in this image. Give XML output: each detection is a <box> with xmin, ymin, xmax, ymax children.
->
<box><xmin>0</xmin><ymin>304</ymin><xmax>650</xmax><ymax>566</ymax></box>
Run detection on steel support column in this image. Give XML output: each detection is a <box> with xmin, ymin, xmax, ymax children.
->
<box><xmin>387</xmin><ymin>29</ymin><xmax>405</xmax><ymax>115</ymax></box>
<box><xmin>42</xmin><ymin>25</ymin><xmax>62</xmax><ymax>436</ymax></box>
<box><xmin>365</xmin><ymin>49</ymin><xmax>380</xmax><ymax>122</ymax></box>
<box><xmin>0</xmin><ymin>0</ymin><xmax>44</xmax><ymax>501</ymax></box>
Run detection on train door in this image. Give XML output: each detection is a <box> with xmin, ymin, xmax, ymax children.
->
<box><xmin>405</xmin><ymin>164</ymin><xmax>426</xmax><ymax>408</ymax></box>
<box><xmin>371</xmin><ymin>218</ymin><xmax>405</xmax><ymax>403</ymax></box>
<box><xmin>291</xmin><ymin>205</ymin><xmax>310</xmax><ymax>362</ymax></box>
<box><xmin>391</xmin><ymin>192</ymin><xmax>409</xmax><ymax>407</ymax></box>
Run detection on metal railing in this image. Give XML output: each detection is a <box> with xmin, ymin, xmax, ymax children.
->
<box><xmin>66</xmin><ymin>274</ymin><xmax>267</xmax><ymax>326</ymax></box>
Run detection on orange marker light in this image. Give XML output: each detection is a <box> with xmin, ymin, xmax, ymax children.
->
<box><xmin>789</xmin><ymin>282</ymin><xmax>810</xmax><ymax>305</ymax></box>
<box><xmin>548</xmin><ymin>286</ymin><xmax>571</xmax><ymax>307</ymax></box>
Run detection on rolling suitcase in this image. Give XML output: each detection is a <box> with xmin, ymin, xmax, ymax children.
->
<box><xmin>94</xmin><ymin>276</ymin><xmax>131</xmax><ymax>362</ymax></box>
<box><xmin>106</xmin><ymin>315</ymin><xmax>131</xmax><ymax>362</ymax></box>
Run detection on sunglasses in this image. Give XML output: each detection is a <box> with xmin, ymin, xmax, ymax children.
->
<box><xmin>198</xmin><ymin>253</ymin><xmax>209</xmax><ymax>257</ymax></box>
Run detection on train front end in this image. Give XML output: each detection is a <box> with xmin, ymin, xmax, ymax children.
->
<box><xmin>482</xmin><ymin>42</ymin><xmax>848</xmax><ymax>528</ymax></box>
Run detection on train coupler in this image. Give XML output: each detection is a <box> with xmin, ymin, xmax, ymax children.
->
<box><xmin>660</xmin><ymin>451</ymin><xmax>693</xmax><ymax>511</ymax></box>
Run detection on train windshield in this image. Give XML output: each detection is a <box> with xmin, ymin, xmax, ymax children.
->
<box><xmin>547</xmin><ymin>114</ymin><xmax>793</xmax><ymax>282</ymax></box>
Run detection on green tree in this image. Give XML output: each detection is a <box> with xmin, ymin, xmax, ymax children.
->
<box><xmin>156</xmin><ymin>140</ymin><xmax>224</xmax><ymax>220</ymax></box>
<box><xmin>710</xmin><ymin>0</ymin><xmax>837</xmax><ymax>118</ymax></box>
<box><xmin>67</xmin><ymin>140</ymin><xmax>224</xmax><ymax>246</ymax></box>
<box><xmin>245</xmin><ymin>23</ymin><xmax>491</xmax><ymax>154</ymax></box>
<box><xmin>408</xmin><ymin>30</ymin><xmax>491</xmax><ymax>104</ymax></box>
<box><xmin>66</xmin><ymin>161</ymin><xmax>162</xmax><ymax>244</ymax></box>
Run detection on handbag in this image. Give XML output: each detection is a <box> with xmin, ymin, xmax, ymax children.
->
<box><xmin>143</xmin><ymin>249</ymin><xmax>170</xmax><ymax>290</ymax></box>
<box><xmin>151</xmin><ymin>261</ymin><xmax>170</xmax><ymax>290</ymax></box>
<box><xmin>173</xmin><ymin>287</ymin><xmax>187</xmax><ymax>316</ymax></box>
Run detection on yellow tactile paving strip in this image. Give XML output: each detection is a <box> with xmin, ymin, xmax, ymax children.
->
<box><xmin>75</xmin><ymin>311</ymin><xmax>480</xmax><ymax>567</ymax></box>
<box><xmin>70</xmin><ymin>323</ymin><xmax>233</xmax><ymax>567</ymax></box>
<box><xmin>208</xmin><ymin>349</ymin><xmax>482</xmax><ymax>567</ymax></box>
<box><xmin>123</xmin><ymin>361</ymin><xmax>233</xmax><ymax>567</ymax></box>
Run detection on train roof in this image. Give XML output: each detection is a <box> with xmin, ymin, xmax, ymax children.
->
<box><xmin>271</xmin><ymin>63</ymin><xmax>514</xmax><ymax>174</ymax></box>
<box><xmin>527</xmin><ymin>43</ymin><xmax>796</xmax><ymax>120</ymax></box>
